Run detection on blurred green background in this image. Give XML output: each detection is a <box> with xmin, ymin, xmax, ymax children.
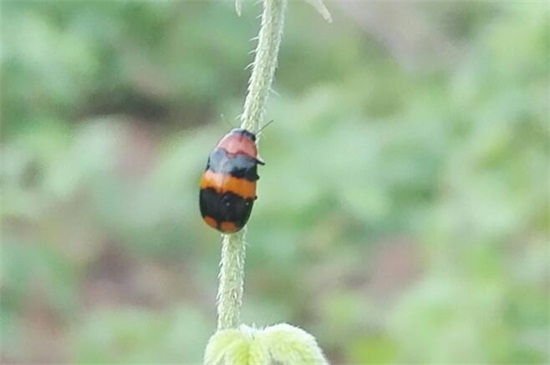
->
<box><xmin>1</xmin><ymin>1</ymin><xmax>548</xmax><ymax>363</ymax></box>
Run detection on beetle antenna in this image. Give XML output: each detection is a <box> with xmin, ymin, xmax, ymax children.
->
<box><xmin>257</xmin><ymin>119</ymin><xmax>274</xmax><ymax>136</ymax></box>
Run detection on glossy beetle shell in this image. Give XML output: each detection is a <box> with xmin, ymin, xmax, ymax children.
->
<box><xmin>199</xmin><ymin>128</ymin><xmax>263</xmax><ymax>233</ymax></box>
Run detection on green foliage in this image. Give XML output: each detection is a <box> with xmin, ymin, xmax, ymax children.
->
<box><xmin>1</xmin><ymin>1</ymin><xmax>548</xmax><ymax>364</ymax></box>
<box><xmin>72</xmin><ymin>306</ymin><xmax>211</xmax><ymax>363</ymax></box>
<box><xmin>205</xmin><ymin>324</ymin><xmax>327</xmax><ymax>365</ymax></box>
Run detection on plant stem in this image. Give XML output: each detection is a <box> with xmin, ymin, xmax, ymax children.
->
<box><xmin>240</xmin><ymin>0</ymin><xmax>287</xmax><ymax>133</ymax></box>
<box><xmin>217</xmin><ymin>230</ymin><xmax>247</xmax><ymax>330</ymax></box>
<box><xmin>216</xmin><ymin>0</ymin><xmax>287</xmax><ymax>331</ymax></box>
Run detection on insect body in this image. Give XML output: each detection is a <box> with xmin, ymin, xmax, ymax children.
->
<box><xmin>199</xmin><ymin>128</ymin><xmax>264</xmax><ymax>233</ymax></box>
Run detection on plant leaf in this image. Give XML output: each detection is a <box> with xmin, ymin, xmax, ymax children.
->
<box><xmin>263</xmin><ymin>323</ymin><xmax>329</xmax><ymax>365</ymax></box>
<box><xmin>205</xmin><ymin>325</ymin><xmax>272</xmax><ymax>365</ymax></box>
<box><xmin>302</xmin><ymin>0</ymin><xmax>332</xmax><ymax>23</ymax></box>
<box><xmin>235</xmin><ymin>0</ymin><xmax>242</xmax><ymax>17</ymax></box>
<box><xmin>249</xmin><ymin>331</ymin><xmax>271</xmax><ymax>365</ymax></box>
<box><xmin>224</xmin><ymin>337</ymin><xmax>252</xmax><ymax>365</ymax></box>
<box><xmin>204</xmin><ymin>329</ymin><xmax>245</xmax><ymax>365</ymax></box>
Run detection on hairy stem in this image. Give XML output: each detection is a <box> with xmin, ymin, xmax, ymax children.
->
<box><xmin>240</xmin><ymin>0</ymin><xmax>287</xmax><ymax>133</ymax></box>
<box><xmin>216</xmin><ymin>0</ymin><xmax>287</xmax><ymax>331</ymax></box>
<box><xmin>217</xmin><ymin>230</ymin><xmax>247</xmax><ymax>330</ymax></box>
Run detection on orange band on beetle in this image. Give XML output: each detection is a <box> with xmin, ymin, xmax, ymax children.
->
<box><xmin>202</xmin><ymin>216</ymin><xmax>218</xmax><ymax>230</ymax></box>
<box><xmin>200</xmin><ymin>170</ymin><xmax>256</xmax><ymax>199</ymax></box>
<box><xmin>220</xmin><ymin>221</ymin><xmax>240</xmax><ymax>233</ymax></box>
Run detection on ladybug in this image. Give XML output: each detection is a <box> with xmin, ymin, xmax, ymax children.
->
<box><xmin>199</xmin><ymin>128</ymin><xmax>264</xmax><ymax>233</ymax></box>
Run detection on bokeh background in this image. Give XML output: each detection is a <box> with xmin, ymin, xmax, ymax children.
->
<box><xmin>1</xmin><ymin>1</ymin><xmax>548</xmax><ymax>364</ymax></box>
